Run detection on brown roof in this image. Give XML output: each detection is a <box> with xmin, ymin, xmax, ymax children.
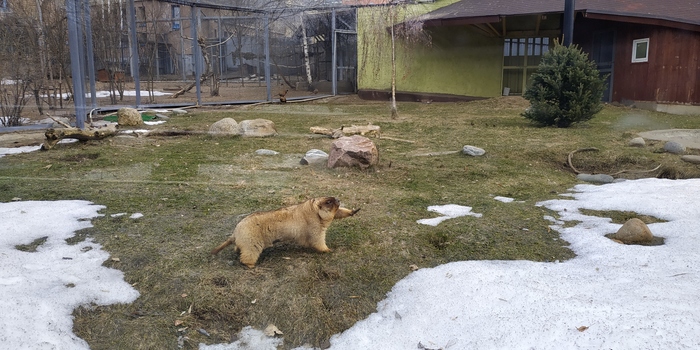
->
<box><xmin>421</xmin><ymin>0</ymin><xmax>700</xmax><ymax>30</ymax></box>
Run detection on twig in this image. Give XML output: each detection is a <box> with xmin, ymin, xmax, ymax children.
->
<box><xmin>45</xmin><ymin>113</ymin><xmax>72</xmax><ymax>128</ymax></box>
<box><xmin>610</xmin><ymin>164</ymin><xmax>663</xmax><ymax>176</ymax></box>
<box><xmin>567</xmin><ymin>147</ymin><xmax>599</xmax><ymax>174</ymax></box>
<box><xmin>380</xmin><ymin>136</ymin><xmax>415</xmax><ymax>143</ymax></box>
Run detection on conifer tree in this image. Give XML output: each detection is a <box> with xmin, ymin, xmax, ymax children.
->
<box><xmin>522</xmin><ymin>42</ymin><xmax>606</xmax><ymax>128</ymax></box>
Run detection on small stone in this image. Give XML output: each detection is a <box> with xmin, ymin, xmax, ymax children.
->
<box><xmin>155</xmin><ymin>113</ymin><xmax>170</xmax><ymax>120</ymax></box>
<box><xmin>301</xmin><ymin>149</ymin><xmax>329</xmax><ymax>166</ymax></box>
<box><xmin>680</xmin><ymin>155</ymin><xmax>700</xmax><ymax>164</ymax></box>
<box><xmin>171</xmin><ymin>109</ymin><xmax>188</xmax><ymax>115</ymax></box>
<box><xmin>663</xmin><ymin>141</ymin><xmax>686</xmax><ymax>154</ymax></box>
<box><xmin>462</xmin><ymin>145</ymin><xmax>485</xmax><ymax>156</ymax></box>
<box><xmin>628</xmin><ymin>137</ymin><xmax>645</xmax><ymax>147</ymax></box>
<box><xmin>576</xmin><ymin>173</ymin><xmax>614</xmax><ymax>184</ymax></box>
<box><xmin>255</xmin><ymin>149</ymin><xmax>279</xmax><ymax>156</ymax></box>
<box><xmin>609</xmin><ymin>218</ymin><xmax>654</xmax><ymax>244</ymax></box>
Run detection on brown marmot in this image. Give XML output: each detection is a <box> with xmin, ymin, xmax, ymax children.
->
<box><xmin>211</xmin><ymin>197</ymin><xmax>359</xmax><ymax>268</ymax></box>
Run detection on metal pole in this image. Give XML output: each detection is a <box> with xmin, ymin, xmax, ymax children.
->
<box><xmin>83</xmin><ymin>0</ymin><xmax>97</xmax><ymax>108</ymax></box>
<box><xmin>66</xmin><ymin>0</ymin><xmax>86</xmax><ymax>128</ymax></box>
<box><xmin>264</xmin><ymin>14</ymin><xmax>271</xmax><ymax>101</ymax></box>
<box><xmin>191</xmin><ymin>6</ymin><xmax>202</xmax><ymax>105</ymax></box>
<box><xmin>218</xmin><ymin>17</ymin><xmax>223</xmax><ymax>78</ymax></box>
<box><xmin>180</xmin><ymin>20</ymin><xmax>186</xmax><ymax>81</ymax></box>
<box><xmin>331</xmin><ymin>8</ymin><xmax>337</xmax><ymax>96</ymax></box>
<box><xmin>127</xmin><ymin>0</ymin><xmax>141</xmax><ymax>107</ymax></box>
<box><xmin>563</xmin><ymin>0</ymin><xmax>575</xmax><ymax>46</ymax></box>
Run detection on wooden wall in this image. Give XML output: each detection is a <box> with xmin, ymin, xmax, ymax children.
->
<box><xmin>576</xmin><ymin>18</ymin><xmax>700</xmax><ymax>105</ymax></box>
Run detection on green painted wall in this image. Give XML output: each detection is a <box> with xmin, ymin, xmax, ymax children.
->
<box><xmin>357</xmin><ymin>2</ymin><xmax>504</xmax><ymax>98</ymax></box>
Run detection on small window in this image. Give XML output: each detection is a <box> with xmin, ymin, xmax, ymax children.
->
<box><xmin>632</xmin><ymin>38</ymin><xmax>649</xmax><ymax>63</ymax></box>
<box><xmin>172</xmin><ymin>5</ymin><xmax>180</xmax><ymax>30</ymax></box>
<box><xmin>137</xmin><ymin>6</ymin><xmax>146</xmax><ymax>27</ymax></box>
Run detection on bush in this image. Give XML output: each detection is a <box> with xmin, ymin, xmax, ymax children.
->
<box><xmin>522</xmin><ymin>43</ymin><xmax>606</xmax><ymax>128</ymax></box>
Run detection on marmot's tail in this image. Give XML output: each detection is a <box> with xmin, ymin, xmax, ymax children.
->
<box><xmin>211</xmin><ymin>239</ymin><xmax>233</xmax><ymax>255</ymax></box>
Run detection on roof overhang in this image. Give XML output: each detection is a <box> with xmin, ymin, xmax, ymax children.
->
<box><xmin>583</xmin><ymin>11</ymin><xmax>700</xmax><ymax>33</ymax></box>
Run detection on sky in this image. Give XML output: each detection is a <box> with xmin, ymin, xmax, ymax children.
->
<box><xmin>1</xmin><ymin>141</ymin><xmax>699</xmax><ymax>349</ymax></box>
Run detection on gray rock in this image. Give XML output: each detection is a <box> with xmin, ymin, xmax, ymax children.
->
<box><xmin>663</xmin><ymin>141</ymin><xmax>686</xmax><ymax>154</ymax></box>
<box><xmin>681</xmin><ymin>155</ymin><xmax>700</xmax><ymax>164</ymax></box>
<box><xmin>300</xmin><ymin>149</ymin><xmax>328</xmax><ymax>166</ymax></box>
<box><xmin>609</xmin><ymin>218</ymin><xmax>654</xmax><ymax>244</ymax></box>
<box><xmin>328</xmin><ymin>135</ymin><xmax>379</xmax><ymax>169</ymax></box>
<box><xmin>239</xmin><ymin>119</ymin><xmax>278</xmax><ymax>137</ymax></box>
<box><xmin>171</xmin><ymin>109</ymin><xmax>188</xmax><ymax>115</ymax></box>
<box><xmin>209</xmin><ymin>118</ymin><xmax>241</xmax><ymax>136</ymax></box>
<box><xmin>155</xmin><ymin>113</ymin><xmax>170</xmax><ymax>120</ymax></box>
<box><xmin>117</xmin><ymin>107</ymin><xmax>143</xmax><ymax>126</ymax></box>
<box><xmin>255</xmin><ymin>149</ymin><xmax>279</xmax><ymax>156</ymax></box>
<box><xmin>576</xmin><ymin>173</ymin><xmax>615</xmax><ymax>184</ymax></box>
<box><xmin>628</xmin><ymin>137</ymin><xmax>646</xmax><ymax>147</ymax></box>
<box><xmin>462</xmin><ymin>145</ymin><xmax>486</xmax><ymax>156</ymax></box>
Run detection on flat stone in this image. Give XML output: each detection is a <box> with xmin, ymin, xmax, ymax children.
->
<box><xmin>255</xmin><ymin>149</ymin><xmax>279</xmax><ymax>156</ymax></box>
<box><xmin>576</xmin><ymin>173</ymin><xmax>614</xmax><ymax>184</ymax></box>
<box><xmin>681</xmin><ymin>155</ymin><xmax>700</xmax><ymax>164</ymax></box>
<box><xmin>628</xmin><ymin>137</ymin><xmax>646</xmax><ymax>147</ymax></box>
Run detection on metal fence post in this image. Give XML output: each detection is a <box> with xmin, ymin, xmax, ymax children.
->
<box><xmin>66</xmin><ymin>0</ymin><xmax>86</xmax><ymax>128</ymax></box>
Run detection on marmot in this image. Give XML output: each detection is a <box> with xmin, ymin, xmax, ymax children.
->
<box><xmin>211</xmin><ymin>197</ymin><xmax>359</xmax><ymax>268</ymax></box>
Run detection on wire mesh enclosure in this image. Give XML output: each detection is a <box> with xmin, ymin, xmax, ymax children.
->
<box><xmin>0</xmin><ymin>0</ymin><xmax>357</xmax><ymax>127</ymax></box>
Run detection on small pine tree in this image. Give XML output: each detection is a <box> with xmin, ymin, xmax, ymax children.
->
<box><xmin>522</xmin><ymin>42</ymin><xmax>606</xmax><ymax>128</ymax></box>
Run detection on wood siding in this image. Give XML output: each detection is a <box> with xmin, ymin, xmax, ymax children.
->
<box><xmin>576</xmin><ymin>19</ymin><xmax>700</xmax><ymax>105</ymax></box>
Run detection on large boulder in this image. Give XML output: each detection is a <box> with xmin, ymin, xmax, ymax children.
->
<box><xmin>239</xmin><ymin>119</ymin><xmax>278</xmax><ymax>137</ymax></box>
<box><xmin>609</xmin><ymin>218</ymin><xmax>654</xmax><ymax>244</ymax></box>
<box><xmin>117</xmin><ymin>107</ymin><xmax>143</xmax><ymax>126</ymax></box>
<box><xmin>328</xmin><ymin>135</ymin><xmax>378</xmax><ymax>169</ymax></box>
<box><xmin>209</xmin><ymin>118</ymin><xmax>241</xmax><ymax>136</ymax></box>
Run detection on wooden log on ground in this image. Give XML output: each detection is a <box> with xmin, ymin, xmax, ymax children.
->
<box><xmin>42</xmin><ymin>127</ymin><xmax>116</xmax><ymax>150</ymax></box>
<box><xmin>310</xmin><ymin>124</ymin><xmax>381</xmax><ymax>138</ymax></box>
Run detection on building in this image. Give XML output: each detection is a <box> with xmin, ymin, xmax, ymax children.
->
<box><xmin>358</xmin><ymin>0</ymin><xmax>700</xmax><ymax>114</ymax></box>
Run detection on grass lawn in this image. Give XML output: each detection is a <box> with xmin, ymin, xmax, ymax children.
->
<box><xmin>1</xmin><ymin>96</ymin><xmax>699</xmax><ymax>349</ymax></box>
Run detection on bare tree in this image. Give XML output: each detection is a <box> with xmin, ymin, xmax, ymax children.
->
<box><xmin>92</xmin><ymin>0</ymin><xmax>128</xmax><ymax>104</ymax></box>
<box><xmin>358</xmin><ymin>1</ymin><xmax>431</xmax><ymax>118</ymax></box>
<box><xmin>0</xmin><ymin>3</ymin><xmax>42</xmax><ymax>125</ymax></box>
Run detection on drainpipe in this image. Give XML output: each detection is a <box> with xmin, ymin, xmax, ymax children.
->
<box><xmin>563</xmin><ymin>0</ymin><xmax>575</xmax><ymax>46</ymax></box>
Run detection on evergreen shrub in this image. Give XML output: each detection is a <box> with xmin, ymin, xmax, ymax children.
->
<box><xmin>522</xmin><ymin>43</ymin><xmax>606</xmax><ymax>128</ymax></box>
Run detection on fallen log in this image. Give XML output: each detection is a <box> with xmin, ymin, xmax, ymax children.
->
<box><xmin>42</xmin><ymin>127</ymin><xmax>116</xmax><ymax>150</ymax></box>
<box><xmin>310</xmin><ymin>124</ymin><xmax>381</xmax><ymax>138</ymax></box>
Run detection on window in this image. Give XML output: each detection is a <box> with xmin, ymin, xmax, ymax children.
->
<box><xmin>631</xmin><ymin>38</ymin><xmax>649</xmax><ymax>63</ymax></box>
<box><xmin>137</xmin><ymin>6</ymin><xmax>146</xmax><ymax>27</ymax></box>
<box><xmin>502</xmin><ymin>37</ymin><xmax>552</xmax><ymax>95</ymax></box>
<box><xmin>172</xmin><ymin>5</ymin><xmax>180</xmax><ymax>30</ymax></box>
